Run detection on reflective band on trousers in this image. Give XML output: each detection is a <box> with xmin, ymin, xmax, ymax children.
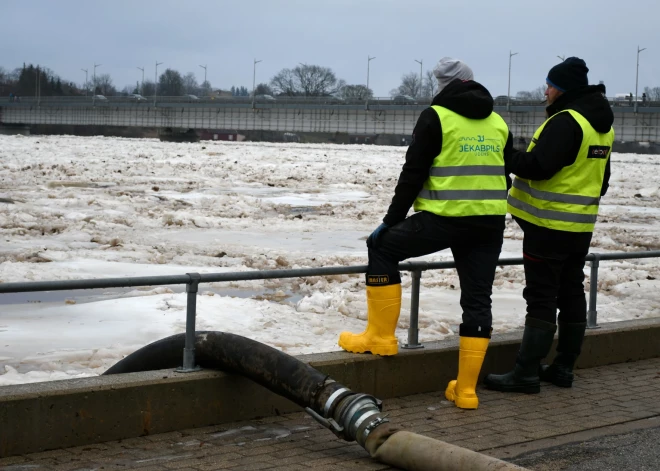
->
<box><xmin>508</xmin><ymin>197</ymin><xmax>598</xmax><ymax>224</ymax></box>
<box><xmin>429</xmin><ymin>165</ymin><xmax>505</xmax><ymax>177</ymax></box>
<box><xmin>418</xmin><ymin>189</ymin><xmax>509</xmax><ymax>200</ymax></box>
<box><xmin>512</xmin><ymin>179</ymin><xmax>601</xmax><ymax>206</ymax></box>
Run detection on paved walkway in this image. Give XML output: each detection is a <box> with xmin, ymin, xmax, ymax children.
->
<box><xmin>2</xmin><ymin>357</ymin><xmax>660</xmax><ymax>471</ymax></box>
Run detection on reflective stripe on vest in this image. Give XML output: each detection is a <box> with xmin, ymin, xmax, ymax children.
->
<box><xmin>512</xmin><ymin>178</ymin><xmax>601</xmax><ymax>206</ymax></box>
<box><xmin>413</xmin><ymin>106</ymin><xmax>509</xmax><ymax>217</ymax></box>
<box><xmin>507</xmin><ymin>109</ymin><xmax>614</xmax><ymax>232</ymax></box>
<box><xmin>429</xmin><ymin>165</ymin><xmax>505</xmax><ymax>177</ymax></box>
<box><xmin>508</xmin><ymin>197</ymin><xmax>598</xmax><ymax>224</ymax></box>
<box><xmin>418</xmin><ymin>189</ymin><xmax>509</xmax><ymax>200</ymax></box>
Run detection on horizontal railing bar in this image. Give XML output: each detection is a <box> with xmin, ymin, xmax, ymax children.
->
<box><xmin>586</xmin><ymin>250</ymin><xmax>660</xmax><ymax>261</ymax></box>
<box><xmin>199</xmin><ymin>265</ymin><xmax>367</xmax><ymax>283</ymax></box>
<box><xmin>0</xmin><ymin>251</ymin><xmax>658</xmax><ymax>294</ymax></box>
<box><xmin>0</xmin><ymin>274</ymin><xmax>192</xmax><ymax>293</ymax></box>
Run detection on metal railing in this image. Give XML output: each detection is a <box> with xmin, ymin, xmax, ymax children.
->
<box><xmin>0</xmin><ymin>251</ymin><xmax>658</xmax><ymax>371</ymax></box>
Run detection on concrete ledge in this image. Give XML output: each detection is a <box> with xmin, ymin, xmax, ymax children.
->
<box><xmin>2</xmin><ymin>317</ymin><xmax>660</xmax><ymax>457</ymax></box>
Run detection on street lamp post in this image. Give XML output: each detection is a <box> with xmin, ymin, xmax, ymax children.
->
<box><xmin>154</xmin><ymin>61</ymin><xmax>163</xmax><ymax>106</ymax></box>
<box><xmin>35</xmin><ymin>66</ymin><xmax>40</xmax><ymax>105</ymax></box>
<box><xmin>137</xmin><ymin>67</ymin><xmax>144</xmax><ymax>95</ymax></box>
<box><xmin>507</xmin><ymin>50</ymin><xmax>518</xmax><ymax>111</ymax></box>
<box><xmin>414</xmin><ymin>59</ymin><xmax>423</xmax><ymax>99</ymax></box>
<box><xmin>635</xmin><ymin>45</ymin><xmax>646</xmax><ymax>112</ymax></box>
<box><xmin>199</xmin><ymin>64</ymin><xmax>207</xmax><ymax>88</ymax></box>
<box><xmin>81</xmin><ymin>68</ymin><xmax>88</xmax><ymax>97</ymax></box>
<box><xmin>366</xmin><ymin>55</ymin><xmax>376</xmax><ymax>108</ymax></box>
<box><xmin>92</xmin><ymin>63</ymin><xmax>101</xmax><ymax>105</ymax></box>
<box><xmin>298</xmin><ymin>63</ymin><xmax>308</xmax><ymax>98</ymax></box>
<box><xmin>252</xmin><ymin>58</ymin><xmax>262</xmax><ymax>108</ymax></box>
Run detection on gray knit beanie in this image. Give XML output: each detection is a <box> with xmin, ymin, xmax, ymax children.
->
<box><xmin>433</xmin><ymin>57</ymin><xmax>474</xmax><ymax>92</ymax></box>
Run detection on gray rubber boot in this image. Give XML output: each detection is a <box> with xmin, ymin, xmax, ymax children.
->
<box><xmin>539</xmin><ymin>321</ymin><xmax>586</xmax><ymax>387</ymax></box>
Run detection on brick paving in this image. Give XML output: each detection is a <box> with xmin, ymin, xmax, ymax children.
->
<box><xmin>2</xmin><ymin>357</ymin><xmax>660</xmax><ymax>470</ymax></box>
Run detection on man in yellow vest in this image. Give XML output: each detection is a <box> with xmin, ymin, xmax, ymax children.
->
<box><xmin>338</xmin><ymin>57</ymin><xmax>514</xmax><ymax>410</ymax></box>
<box><xmin>485</xmin><ymin>57</ymin><xmax>614</xmax><ymax>394</ymax></box>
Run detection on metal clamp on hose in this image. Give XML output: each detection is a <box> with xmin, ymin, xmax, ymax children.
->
<box><xmin>322</xmin><ymin>387</ymin><xmax>352</xmax><ymax>416</ymax></box>
<box><xmin>359</xmin><ymin>415</ymin><xmax>390</xmax><ymax>444</ymax></box>
<box><xmin>332</xmin><ymin>393</ymin><xmax>384</xmax><ymax>442</ymax></box>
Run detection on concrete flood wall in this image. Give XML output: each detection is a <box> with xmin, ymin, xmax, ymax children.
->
<box><xmin>0</xmin><ymin>105</ymin><xmax>419</xmax><ymax>136</ymax></box>
<box><xmin>2</xmin><ymin>105</ymin><xmax>660</xmax><ymax>144</ymax></box>
<box><xmin>0</xmin><ymin>124</ymin><xmax>30</xmax><ymax>135</ymax></box>
<box><xmin>1</xmin><ymin>317</ymin><xmax>660</xmax><ymax>457</ymax></box>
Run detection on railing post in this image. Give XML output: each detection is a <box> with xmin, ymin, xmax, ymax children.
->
<box><xmin>176</xmin><ymin>273</ymin><xmax>202</xmax><ymax>372</ymax></box>
<box><xmin>587</xmin><ymin>254</ymin><xmax>601</xmax><ymax>329</ymax></box>
<box><xmin>403</xmin><ymin>269</ymin><xmax>424</xmax><ymax>349</ymax></box>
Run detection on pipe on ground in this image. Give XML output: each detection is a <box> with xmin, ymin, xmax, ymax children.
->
<box><xmin>365</xmin><ymin>423</ymin><xmax>527</xmax><ymax>471</ymax></box>
<box><xmin>104</xmin><ymin>332</ymin><xmax>527</xmax><ymax>471</ymax></box>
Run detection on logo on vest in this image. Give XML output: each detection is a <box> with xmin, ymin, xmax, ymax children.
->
<box><xmin>587</xmin><ymin>145</ymin><xmax>610</xmax><ymax>159</ymax></box>
<box><xmin>458</xmin><ymin>136</ymin><xmax>501</xmax><ymax>155</ymax></box>
<box><xmin>459</xmin><ymin>135</ymin><xmax>499</xmax><ymax>143</ymax></box>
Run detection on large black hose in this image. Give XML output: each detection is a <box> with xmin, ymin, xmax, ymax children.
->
<box><xmin>105</xmin><ymin>331</ymin><xmax>528</xmax><ymax>471</ymax></box>
<box><xmin>103</xmin><ymin>331</ymin><xmax>345</xmax><ymax>414</ymax></box>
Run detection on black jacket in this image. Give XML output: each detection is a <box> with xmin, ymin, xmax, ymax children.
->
<box><xmin>504</xmin><ymin>85</ymin><xmax>614</xmax><ymax>254</ymax></box>
<box><xmin>383</xmin><ymin>79</ymin><xmax>512</xmax><ymax>227</ymax></box>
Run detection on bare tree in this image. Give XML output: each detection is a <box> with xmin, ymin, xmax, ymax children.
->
<box><xmin>199</xmin><ymin>80</ymin><xmax>212</xmax><ymax>96</ymax></box>
<box><xmin>392</xmin><ymin>72</ymin><xmax>422</xmax><ymax>98</ymax></box>
<box><xmin>183</xmin><ymin>72</ymin><xmax>198</xmax><ymax>94</ymax></box>
<box><xmin>270</xmin><ymin>64</ymin><xmax>345</xmax><ymax>97</ymax></box>
<box><xmin>516</xmin><ymin>86</ymin><xmax>546</xmax><ymax>101</ymax></box>
<box><xmin>643</xmin><ymin>86</ymin><xmax>660</xmax><ymax>101</ymax></box>
<box><xmin>158</xmin><ymin>69</ymin><xmax>184</xmax><ymax>96</ymax></box>
<box><xmin>141</xmin><ymin>80</ymin><xmax>156</xmax><ymax>96</ymax></box>
<box><xmin>338</xmin><ymin>84</ymin><xmax>373</xmax><ymax>100</ymax></box>
<box><xmin>0</xmin><ymin>66</ymin><xmax>8</xmax><ymax>96</ymax></box>
<box><xmin>270</xmin><ymin>68</ymin><xmax>297</xmax><ymax>96</ymax></box>
<box><xmin>295</xmin><ymin>65</ymin><xmax>345</xmax><ymax>96</ymax></box>
<box><xmin>254</xmin><ymin>83</ymin><xmax>273</xmax><ymax>96</ymax></box>
<box><xmin>92</xmin><ymin>73</ymin><xmax>115</xmax><ymax>95</ymax></box>
<box><xmin>81</xmin><ymin>79</ymin><xmax>91</xmax><ymax>95</ymax></box>
<box><xmin>423</xmin><ymin>70</ymin><xmax>438</xmax><ymax>98</ymax></box>
<box><xmin>9</xmin><ymin>67</ymin><xmax>22</xmax><ymax>82</ymax></box>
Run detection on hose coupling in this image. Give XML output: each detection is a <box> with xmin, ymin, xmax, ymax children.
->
<box><xmin>332</xmin><ymin>393</ymin><xmax>384</xmax><ymax>443</ymax></box>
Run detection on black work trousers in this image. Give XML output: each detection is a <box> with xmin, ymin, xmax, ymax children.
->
<box><xmin>522</xmin><ymin>242</ymin><xmax>588</xmax><ymax>325</ymax></box>
<box><xmin>367</xmin><ymin>211</ymin><xmax>504</xmax><ymax>336</ymax></box>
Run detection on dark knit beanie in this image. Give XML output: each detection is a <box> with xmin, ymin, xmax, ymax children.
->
<box><xmin>546</xmin><ymin>57</ymin><xmax>589</xmax><ymax>92</ymax></box>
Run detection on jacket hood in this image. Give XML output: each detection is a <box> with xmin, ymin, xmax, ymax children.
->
<box><xmin>547</xmin><ymin>84</ymin><xmax>613</xmax><ymax>133</ymax></box>
<box><xmin>431</xmin><ymin>79</ymin><xmax>494</xmax><ymax>119</ymax></box>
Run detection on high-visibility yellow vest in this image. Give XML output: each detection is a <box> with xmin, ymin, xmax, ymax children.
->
<box><xmin>413</xmin><ymin>106</ymin><xmax>509</xmax><ymax>217</ymax></box>
<box><xmin>508</xmin><ymin>109</ymin><xmax>614</xmax><ymax>232</ymax></box>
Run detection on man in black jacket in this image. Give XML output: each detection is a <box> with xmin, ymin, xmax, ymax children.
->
<box><xmin>338</xmin><ymin>57</ymin><xmax>514</xmax><ymax>410</ymax></box>
<box><xmin>484</xmin><ymin>57</ymin><xmax>614</xmax><ymax>394</ymax></box>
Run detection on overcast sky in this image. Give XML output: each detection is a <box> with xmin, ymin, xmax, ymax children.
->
<box><xmin>2</xmin><ymin>0</ymin><xmax>658</xmax><ymax>97</ymax></box>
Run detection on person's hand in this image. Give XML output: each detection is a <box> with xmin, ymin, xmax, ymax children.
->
<box><xmin>367</xmin><ymin>223</ymin><xmax>390</xmax><ymax>249</ymax></box>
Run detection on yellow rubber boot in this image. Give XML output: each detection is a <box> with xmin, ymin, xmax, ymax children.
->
<box><xmin>445</xmin><ymin>336</ymin><xmax>490</xmax><ymax>409</ymax></box>
<box><xmin>338</xmin><ymin>284</ymin><xmax>401</xmax><ymax>356</ymax></box>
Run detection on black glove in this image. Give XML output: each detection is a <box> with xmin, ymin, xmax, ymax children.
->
<box><xmin>367</xmin><ymin>223</ymin><xmax>390</xmax><ymax>249</ymax></box>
